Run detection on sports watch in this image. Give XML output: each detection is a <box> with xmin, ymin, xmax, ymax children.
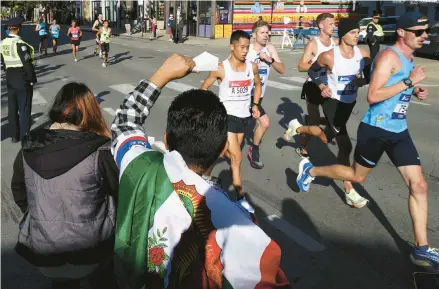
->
<box><xmin>403</xmin><ymin>78</ymin><xmax>413</xmax><ymax>88</ymax></box>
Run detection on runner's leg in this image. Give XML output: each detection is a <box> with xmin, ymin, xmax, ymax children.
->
<box><xmin>72</xmin><ymin>44</ymin><xmax>76</xmax><ymax>60</ymax></box>
<box><xmin>227</xmin><ymin>132</ymin><xmax>244</xmax><ymax>195</ymax></box>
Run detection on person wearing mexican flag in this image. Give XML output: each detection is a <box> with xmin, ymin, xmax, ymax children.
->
<box><xmin>111</xmin><ymin>54</ymin><xmax>290</xmax><ymax>288</ymax></box>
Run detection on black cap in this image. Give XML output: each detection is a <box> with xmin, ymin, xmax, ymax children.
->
<box><xmin>338</xmin><ymin>18</ymin><xmax>360</xmax><ymax>39</ymax></box>
<box><xmin>396</xmin><ymin>12</ymin><xmax>428</xmax><ymax>29</ymax></box>
<box><xmin>4</xmin><ymin>17</ymin><xmax>24</xmax><ymax>27</ymax></box>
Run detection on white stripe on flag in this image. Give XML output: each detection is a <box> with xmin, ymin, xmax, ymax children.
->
<box><xmin>109</xmin><ymin>84</ymin><xmax>136</xmax><ymax>95</ymax></box>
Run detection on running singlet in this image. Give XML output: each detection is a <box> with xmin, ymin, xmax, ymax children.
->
<box><xmin>246</xmin><ymin>44</ymin><xmax>270</xmax><ymax>98</ymax></box>
<box><xmin>100</xmin><ymin>28</ymin><xmax>111</xmax><ymax>43</ymax></box>
<box><xmin>70</xmin><ymin>26</ymin><xmax>80</xmax><ymax>40</ymax></box>
<box><xmin>306</xmin><ymin>38</ymin><xmax>336</xmax><ymax>83</ymax></box>
<box><xmin>361</xmin><ymin>46</ymin><xmax>415</xmax><ymax>133</ymax></box>
<box><xmin>51</xmin><ymin>25</ymin><xmax>59</xmax><ymax>38</ymax></box>
<box><xmin>218</xmin><ymin>59</ymin><xmax>254</xmax><ymax>118</ymax></box>
<box><xmin>327</xmin><ymin>46</ymin><xmax>364</xmax><ymax>103</ymax></box>
<box><xmin>39</xmin><ymin>23</ymin><xmax>47</xmax><ymax>36</ymax></box>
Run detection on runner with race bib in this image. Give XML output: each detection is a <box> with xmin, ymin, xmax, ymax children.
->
<box><xmin>97</xmin><ymin>20</ymin><xmax>112</xmax><ymax>67</ymax></box>
<box><xmin>201</xmin><ymin>30</ymin><xmax>262</xmax><ymax>213</ymax></box>
<box><xmin>67</xmin><ymin>19</ymin><xmax>82</xmax><ymax>62</ymax></box>
<box><xmin>49</xmin><ymin>19</ymin><xmax>60</xmax><ymax>54</ymax></box>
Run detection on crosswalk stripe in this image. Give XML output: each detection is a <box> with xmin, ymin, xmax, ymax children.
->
<box><xmin>109</xmin><ymin>84</ymin><xmax>136</xmax><ymax>95</ymax></box>
<box><xmin>280</xmin><ymin>76</ymin><xmax>307</xmax><ymax>83</ymax></box>
<box><xmin>33</xmin><ymin>91</ymin><xmax>48</xmax><ymax>105</ymax></box>
<box><xmin>165</xmin><ymin>81</ymin><xmax>199</xmax><ymax>93</ymax></box>
<box><xmin>103</xmin><ymin>107</ymin><xmax>117</xmax><ymax>116</ymax></box>
<box><xmin>266</xmin><ymin>80</ymin><xmax>301</xmax><ymax>90</ymax></box>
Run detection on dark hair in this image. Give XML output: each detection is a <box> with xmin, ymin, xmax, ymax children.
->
<box><xmin>230</xmin><ymin>29</ymin><xmax>250</xmax><ymax>44</ymax></box>
<box><xmin>72</xmin><ymin>19</ymin><xmax>77</xmax><ymax>23</ymax></box>
<box><xmin>166</xmin><ymin>89</ymin><xmax>228</xmax><ymax>171</ymax></box>
<box><xmin>316</xmin><ymin>13</ymin><xmax>334</xmax><ymax>26</ymax></box>
<box><xmin>103</xmin><ymin>20</ymin><xmax>109</xmax><ymax>24</ymax></box>
<box><xmin>252</xmin><ymin>19</ymin><xmax>269</xmax><ymax>33</ymax></box>
<box><xmin>49</xmin><ymin>82</ymin><xmax>111</xmax><ymax>138</ymax></box>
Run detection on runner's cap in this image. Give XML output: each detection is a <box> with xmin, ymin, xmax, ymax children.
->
<box><xmin>396</xmin><ymin>12</ymin><xmax>428</xmax><ymax>29</ymax></box>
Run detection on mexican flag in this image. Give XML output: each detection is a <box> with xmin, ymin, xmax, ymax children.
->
<box><xmin>115</xmin><ymin>147</ymin><xmax>290</xmax><ymax>289</ymax></box>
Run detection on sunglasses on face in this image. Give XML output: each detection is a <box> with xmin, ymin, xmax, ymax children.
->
<box><xmin>403</xmin><ymin>28</ymin><xmax>430</xmax><ymax>37</ymax></box>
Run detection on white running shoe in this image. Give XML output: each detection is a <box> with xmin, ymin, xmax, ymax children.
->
<box><xmin>345</xmin><ymin>188</ymin><xmax>369</xmax><ymax>208</ymax></box>
<box><xmin>102</xmin><ymin>62</ymin><xmax>106</xmax><ymax>67</ymax></box>
<box><xmin>237</xmin><ymin>196</ymin><xmax>255</xmax><ymax>214</ymax></box>
<box><xmin>284</xmin><ymin>119</ymin><xmax>303</xmax><ymax>140</ymax></box>
<box><xmin>74</xmin><ymin>58</ymin><xmax>78</xmax><ymax>62</ymax></box>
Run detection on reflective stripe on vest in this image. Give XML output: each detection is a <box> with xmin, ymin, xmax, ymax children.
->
<box><xmin>1</xmin><ymin>37</ymin><xmax>35</xmax><ymax>68</ymax></box>
<box><xmin>369</xmin><ymin>22</ymin><xmax>384</xmax><ymax>37</ymax></box>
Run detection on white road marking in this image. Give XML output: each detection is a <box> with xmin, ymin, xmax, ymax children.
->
<box><xmin>266</xmin><ymin>80</ymin><xmax>302</xmax><ymax>90</ymax></box>
<box><xmin>109</xmin><ymin>84</ymin><xmax>136</xmax><ymax>95</ymax></box>
<box><xmin>280</xmin><ymin>76</ymin><xmax>307</xmax><ymax>83</ymax></box>
<box><xmin>157</xmin><ymin>49</ymin><xmax>164</xmax><ymax>52</ymax></box>
<box><xmin>265</xmin><ymin>215</ymin><xmax>326</xmax><ymax>252</ymax></box>
<box><xmin>166</xmin><ymin>81</ymin><xmax>198</xmax><ymax>92</ymax></box>
<box><xmin>32</xmin><ymin>91</ymin><xmax>48</xmax><ymax>105</ymax></box>
<box><xmin>412</xmin><ymin>100</ymin><xmax>430</xmax><ymax>106</ymax></box>
<box><xmin>103</xmin><ymin>107</ymin><xmax>116</xmax><ymax>116</ymax></box>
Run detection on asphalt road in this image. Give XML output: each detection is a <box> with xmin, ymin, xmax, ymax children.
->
<box><xmin>1</xmin><ymin>25</ymin><xmax>439</xmax><ymax>289</ymax></box>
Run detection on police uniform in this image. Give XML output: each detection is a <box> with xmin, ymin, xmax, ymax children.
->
<box><xmin>0</xmin><ymin>17</ymin><xmax>36</xmax><ymax>143</ymax></box>
<box><xmin>366</xmin><ymin>17</ymin><xmax>384</xmax><ymax>61</ymax></box>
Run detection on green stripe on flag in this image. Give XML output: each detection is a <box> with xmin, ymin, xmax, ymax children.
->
<box><xmin>115</xmin><ymin>151</ymin><xmax>174</xmax><ymax>289</ymax></box>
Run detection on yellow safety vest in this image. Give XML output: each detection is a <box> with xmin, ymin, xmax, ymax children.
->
<box><xmin>368</xmin><ymin>21</ymin><xmax>384</xmax><ymax>37</ymax></box>
<box><xmin>1</xmin><ymin>37</ymin><xmax>35</xmax><ymax>68</ymax></box>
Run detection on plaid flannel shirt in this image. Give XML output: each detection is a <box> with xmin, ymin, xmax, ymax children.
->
<box><xmin>111</xmin><ymin>79</ymin><xmax>161</xmax><ymax>169</ymax></box>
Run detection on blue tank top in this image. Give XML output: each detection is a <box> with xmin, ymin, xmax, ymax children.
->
<box><xmin>361</xmin><ymin>46</ymin><xmax>415</xmax><ymax>133</ymax></box>
<box><xmin>51</xmin><ymin>25</ymin><xmax>59</xmax><ymax>38</ymax></box>
<box><xmin>39</xmin><ymin>23</ymin><xmax>47</xmax><ymax>36</ymax></box>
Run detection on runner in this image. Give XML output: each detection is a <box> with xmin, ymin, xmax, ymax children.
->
<box><xmin>296</xmin><ymin>12</ymin><xmax>439</xmax><ymax>270</ymax></box>
<box><xmin>246</xmin><ymin>19</ymin><xmax>285</xmax><ymax>169</ymax></box>
<box><xmin>201</xmin><ymin>30</ymin><xmax>262</xmax><ymax>211</ymax></box>
<box><xmin>49</xmin><ymin>19</ymin><xmax>60</xmax><ymax>54</ymax></box>
<box><xmin>92</xmin><ymin>14</ymin><xmax>104</xmax><ymax>58</ymax></box>
<box><xmin>295</xmin><ymin>13</ymin><xmax>338</xmax><ymax>158</ymax></box>
<box><xmin>97</xmin><ymin>20</ymin><xmax>112</xmax><ymax>67</ymax></box>
<box><xmin>67</xmin><ymin>19</ymin><xmax>82</xmax><ymax>62</ymax></box>
<box><xmin>287</xmin><ymin>17</ymin><xmax>370</xmax><ymax>208</ymax></box>
<box><xmin>35</xmin><ymin>18</ymin><xmax>48</xmax><ymax>55</ymax></box>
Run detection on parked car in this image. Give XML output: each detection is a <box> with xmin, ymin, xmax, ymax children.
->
<box><xmin>358</xmin><ymin>16</ymin><xmax>399</xmax><ymax>43</ymax></box>
<box><xmin>416</xmin><ymin>21</ymin><xmax>439</xmax><ymax>59</ymax></box>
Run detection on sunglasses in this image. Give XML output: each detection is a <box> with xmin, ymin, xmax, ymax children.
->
<box><xmin>403</xmin><ymin>28</ymin><xmax>430</xmax><ymax>37</ymax></box>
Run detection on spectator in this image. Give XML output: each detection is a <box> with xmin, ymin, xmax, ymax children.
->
<box><xmin>12</xmin><ymin>82</ymin><xmax>119</xmax><ymax>289</ymax></box>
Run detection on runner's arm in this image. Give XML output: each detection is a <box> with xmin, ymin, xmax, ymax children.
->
<box><xmin>66</xmin><ymin>28</ymin><xmax>71</xmax><ymax>36</ymax></box>
<box><xmin>267</xmin><ymin>44</ymin><xmax>284</xmax><ymax>74</ymax></box>
<box><xmin>79</xmin><ymin>28</ymin><xmax>83</xmax><ymax>38</ymax></box>
<box><xmin>298</xmin><ymin>40</ymin><xmax>316</xmax><ymax>72</ymax></box>
<box><xmin>35</xmin><ymin>24</ymin><xmax>39</xmax><ymax>31</ymax></box>
<box><xmin>92</xmin><ymin>20</ymin><xmax>99</xmax><ymax>32</ymax></box>
<box><xmin>111</xmin><ymin>54</ymin><xmax>195</xmax><ymax>169</ymax></box>
<box><xmin>200</xmin><ymin>65</ymin><xmax>223</xmax><ymax>90</ymax></box>
<box><xmin>367</xmin><ymin>49</ymin><xmax>408</xmax><ymax>104</ymax></box>
<box><xmin>252</xmin><ymin>63</ymin><xmax>262</xmax><ymax>105</ymax></box>
<box><xmin>308</xmin><ymin>50</ymin><xmax>332</xmax><ymax>87</ymax></box>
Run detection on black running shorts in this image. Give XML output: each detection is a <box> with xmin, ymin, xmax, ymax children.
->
<box><xmin>70</xmin><ymin>40</ymin><xmax>80</xmax><ymax>46</ymax></box>
<box><xmin>40</xmin><ymin>35</ymin><xmax>47</xmax><ymax>41</ymax></box>
<box><xmin>227</xmin><ymin>115</ymin><xmax>250</xmax><ymax>134</ymax></box>
<box><xmin>303</xmin><ymin>81</ymin><xmax>324</xmax><ymax>105</ymax></box>
<box><xmin>322</xmin><ymin>98</ymin><xmax>356</xmax><ymax>136</ymax></box>
<box><xmin>354</xmin><ymin>122</ymin><xmax>421</xmax><ymax>168</ymax></box>
<box><xmin>101</xmin><ymin>43</ymin><xmax>110</xmax><ymax>53</ymax></box>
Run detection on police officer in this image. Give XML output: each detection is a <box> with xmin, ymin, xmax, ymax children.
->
<box><xmin>366</xmin><ymin>13</ymin><xmax>384</xmax><ymax>61</ymax></box>
<box><xmin>1</xmin><ymin>17</ymin><xmax>36</xmax><ymax>144</ymax></box>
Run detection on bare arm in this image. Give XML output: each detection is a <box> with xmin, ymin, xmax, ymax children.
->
<box><xmin>66</xmin><ymin>28</ymin><xmax>71</xmax><ymax>36</ymax></box>
<box><xmin>92</xmin><ymin>20</ymin><xmax>100</xmax><ymax>32</ymax></box>
<box><xmin>79</xmin><ymin>28</ymin><xmax>83</xmax><ymax>37</ymax></box>
<box><xmin>252</xmin><ymin>63</ymin><xmax>262</xmax><ymax>105</ymax></box>
<box><xmin>267</xmin><ymin>44</ymin><xmax>285</xmax><ymax>74</ymax></box>
<box><xmin>201</xmin><ymin>65</ymin><xmax>223</xmax><ymax>90</ymax></box>
<box><xmin>298</xmin><ymin>40</ymin><xmax>316</xmax><ymax>72</ymax></box>
<box><xmin>35</xmin><ymin>24</ymin><xmax>40</xmax><ymax>31</ymax></box>
<box><xmin>367</xmin><ymin>49</ymin><xmax>414</xmax><ymax>104</ymax></box>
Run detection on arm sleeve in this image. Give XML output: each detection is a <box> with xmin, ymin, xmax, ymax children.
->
<box><xmin>307</xmin><ymin>61</ymin><xmax>324</xmax><ymax>86</ymax></box>
<box><xmin>17</xmin><ymin>43</ymin><xmax>36</xmax><ymax>83</ymax></box>
<box><xmin>366</xmin><ymin>24</ymin><xmax>376</xmax><ymax>43</ymax></box>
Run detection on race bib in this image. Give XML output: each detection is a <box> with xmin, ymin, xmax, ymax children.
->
<box><xmin>258</xmin><ymin>68</ymin><xmax>268</xmax><ymax>87</ymax></box>
<box><xmin>72</xmin><ymin>33</ymin><xmax>79</xmax><ymax>38</ymax></box>
<box><xmin>228</xmin><ymin>80</ymin><xmax>251</xmax><ymax>99</ymax></box>
<box><xmin>391</xmin><ymin>93</ymin><xmax>411</xmax><ymax>119</ymax></box>
<box><xmin>337</xmin><ymin>75</ymin><xmax>357</xmax><ymax>96</ymax></box>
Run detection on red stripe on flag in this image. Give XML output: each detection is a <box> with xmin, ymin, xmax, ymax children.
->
<box><xmin>255</xmin><ymin>240</ymin><xmax>291</xmax><ymax>289</ymax></box>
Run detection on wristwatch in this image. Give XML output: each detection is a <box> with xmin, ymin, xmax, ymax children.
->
<box><xmin>403</xmin><ymin>78</ymin><xmax>413</xmax><ymax>88</ymax></box>
<box><xmin>268</xmin><ymin>57</ymin><xmax>275</xmax><ymax>64</ymax></box>
<box><xmin>252</xmin><ymin>102</ymin><xmax>259</xmax><ymax>107</ymax></box>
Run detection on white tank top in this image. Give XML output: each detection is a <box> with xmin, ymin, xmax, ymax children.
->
<box><xmin>218</xmin><ymin>59</ymin><xmax>254</xmax><ymax>118</ymax></box>
<box><xmin>327</xmin><ymin>46</ymin><xmax>364</xmax><ymax>103</ymax></box>
<box><xmin>246</xmin><ymin>44</ymin><xmax>271</xmax><ymax>98</ymax></box>
<box><xmin>306</xmin><ymin>37</ymin><xmax>336</xmax><ymax>82</ymax></box>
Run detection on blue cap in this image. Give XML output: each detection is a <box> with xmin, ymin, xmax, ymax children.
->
<box><xmin>396</xmin><ymin>12</ymin><xmax>428</xmax><ymax>29</ymax></box>
<box><xmin>4</xmin><ymin>17</ymin><xmax>24</xmax><ymax>27</ymax></box>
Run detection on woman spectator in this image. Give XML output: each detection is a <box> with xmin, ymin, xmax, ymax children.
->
<box><xmin>11</xmin><ymin>82</ymin><xmax>119</xmax><ymax>289</ymax></box>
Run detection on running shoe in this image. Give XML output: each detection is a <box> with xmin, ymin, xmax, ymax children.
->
<box><xmin>247</xmin><ymin>146</ymin><xmax>264</xmax><ymax>169</ymax></box>
<box><xmin>296</xmin><ymin>158</ymin><xmax>315</xmax><ymax>192</ymax></box>
<box><xmin>74</xmin><ymin>58</ymin><xmax>78</xmax><ymax>62</ymax></box>
<box><xmin>102</xmin><ymin>62</ymin><xmax>106</xmax><ymax>67</ymax></box>
<box><xmin>284</xmin><ymin>119</ymin><xmax>303</xmax><ymax>141</ymax></box>
<box><xmin>237</xmin><ymin>195</ymin><xmax>255</xmax><ymax>214</ymax></box>
<box><xmin>295</xmin><ymin>146</ymin><xmax>309</xmax><ymax>158</ymax></box>
<box><xmin>411</xmin><ymin>246</ymin><xmax>439</xmax><ymax>271</ymax></box>
<box><xmin>345</xmin><ymin>188</ymin><xmax>369</xmax><ymax>208</ymax></box>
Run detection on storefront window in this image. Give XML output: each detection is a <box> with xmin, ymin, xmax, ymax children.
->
<box><xmin>216</xmin><ymin>1</ymin><xmax>231</xmax><ymax>24</ymax></box>
<box><xmin>152</xmin><ymin>1</ymin><xmax>165</xmax><ymax>20</ymax></box>
<box><xmin>199</xmin><ymin>1</ymin><xmax>212</xmax><ymax>25</ymax></box>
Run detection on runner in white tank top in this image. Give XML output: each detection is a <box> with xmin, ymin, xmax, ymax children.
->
<box><xmin>245</xmin><ymin>20</ymin><xmax>285</xmax><ymax>169</ymax></box>
<box><xmin>288</xmin><ymin>17</ymin><xmax>371</xmax><ymax>208</ymax></box>
<box><xmin>201</xmin><ymin>30</ymin><xmax>262</xmax><ymax>213</ymax></box>
<box><xmin>296</xmin><ymin>13</ymin><xmax>338</xmax><ymax>158</ymax></box>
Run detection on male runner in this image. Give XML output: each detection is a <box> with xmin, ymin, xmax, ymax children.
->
<box><xmin>97</xmin><ymin>20</ymin><xmax>112</xmax><ymax>67</ymax></box>
<box><xmin>296</xmin><ymin>13</ymin><xmax>338</xmax><ymax>158</ymax></box>
<box><xmin>92</xmin><ymin>14</ymin><xmax>104</xmax><ymax>58</ymax></box>
<box><xmin>67</xmin><ymin>19</ymin><xmax>82</xmax><ymax>62</ymax></box>
<box><xmin>201</xmin><ymin>30</ymin><xmax>261</xmax><ymax>211</ymax></box>
<box><xmin>49</xmin><ymin>19</ymin><xmax>60</xmax><ymax>54</ymax></box>
<box><xmin>246</xmin><ymin>19</ymin><xmax>285</xmax><ymax>169</ymax></box>
<box><xmin>296</xmin><ymin>12</ymin><xmax>439</xmax><ymax>269</ymax></box>
<box><xmin>288</xmin><ymin>18</ymin><xmax>370</xmax><ymax>208</ymax></box>
<box><xmin>35</xmin><ymin>18</ymin><xmax>48</xmax><ymax>55</ymax></box>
